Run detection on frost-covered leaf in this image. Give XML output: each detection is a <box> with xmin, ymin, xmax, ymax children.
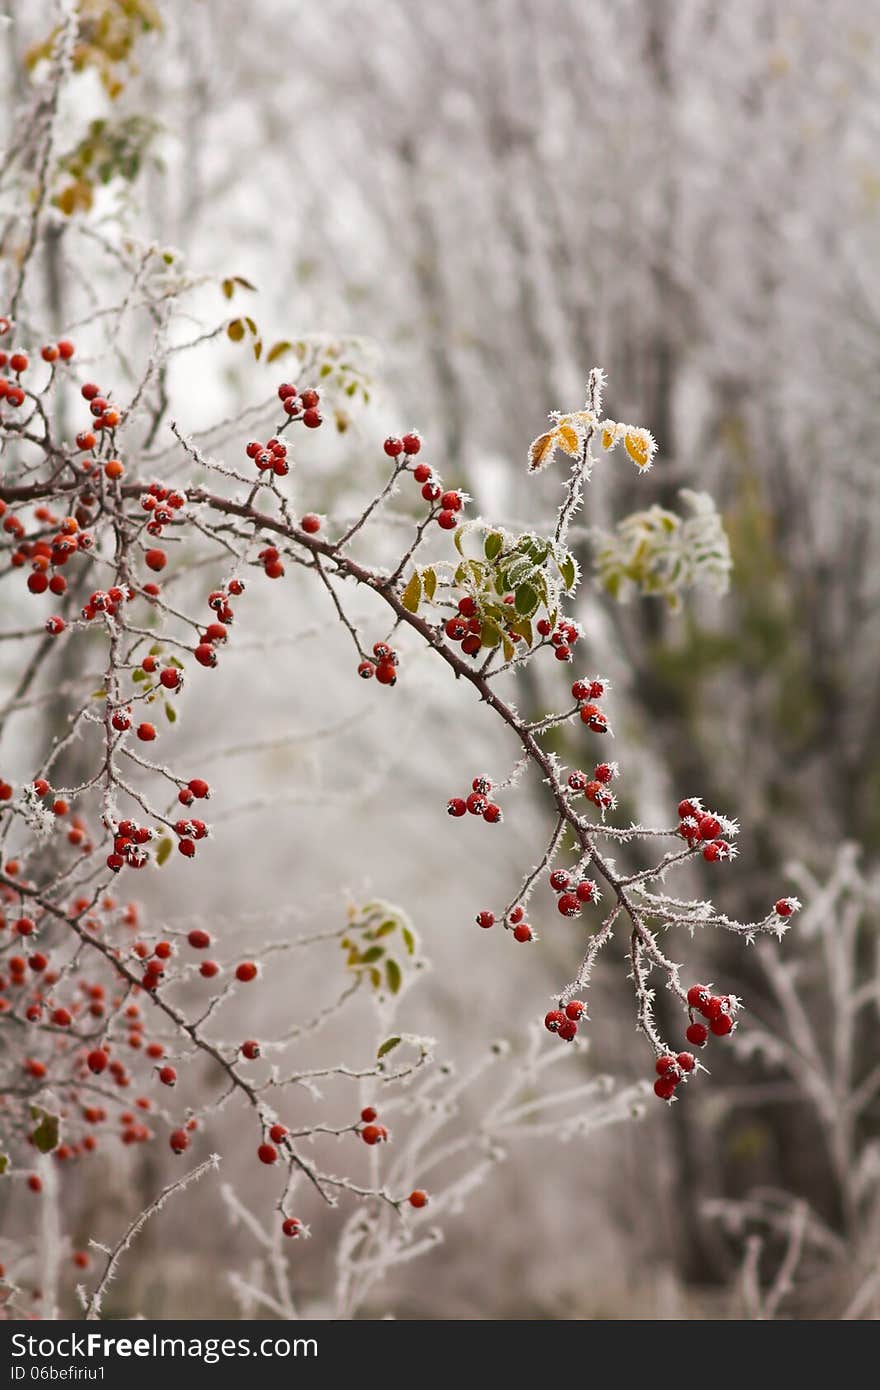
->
<box><xmin>377</xmin><ymin>1036</ymin><xmax>401</xmax><ymax>1058</ymax></box>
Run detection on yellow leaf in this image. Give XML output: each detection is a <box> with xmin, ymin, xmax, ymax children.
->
<box><xmin>528</xmin><ymin>430</ymin><xmax>558</xmax><ymax>472</ymax></box>
<box><xmin>602</xmin><ymin>429</ymin><xmax>615</xmax><ymax>450</ymax></box>
<box><xmin>624</xmin><ymin>430</ymin><xmax>653</xmax><ymax>469</ymax></box>
<box><xmin>556</xmin><ymin>423</ymin><xmax>581</xmax><ymax>457</ymax></box>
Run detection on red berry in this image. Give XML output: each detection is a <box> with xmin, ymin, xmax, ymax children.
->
<box><xmin>565</xmin><ymin>1000</ymin><xmax>586</xmax><ymax>1021</ymax></box>
<box><xmin>269</xmin><ymin>1124</ymin><xmax>288</xmax><ymax>1143</ymax></box>
<box><xmin>685</xmin><ymin>1022</ymin><xmax>708</xmax><ymax>1047</ymax></box>
<box><xmin>686</xmin><ymin>984</ymin><xmax>711</xmax><ymax>1011</ymax></box>
<box><xmin>187</xmin><ymin>929</ymin><xmax>211</xmax><ymax>949</ymax></box>
<box><xmin>169</xmin><ymin>1129</ymin><xmax>189</xmax><ymax>1154</ymax></box>
<box><xmin>159</xmin><ymin>1066</ymin><xmax>177</xmax><ymax>1087</ymax></box>
<box><xmin>408</xmin><ymin>1189</ymin><xmax>428</xmax><ymax>1208</ymax></box>
<box><xmin>549</xmin><ymin>869</ymin><xmax>570</xmax><ymax>892</ymax></box>
<box><xmin>145</xmin><ymin>549</ymin><xmax>166</xmax><ymax>573</ymax></box>
<box><xmin>476</xmin><ymin>911</ymin><xmax>494</xmax><ymax>929</ymax></box>
<box><xmin>437</xmin><ymin>509</ymin><xmax>457</xmax><ymax>530</ymax></box>
<box><xmin>678</xmin><ymin>798</ymin><xmax>701</xmax><ymax>819</ymax></box>
<box><xmin>27</xmin><ymin>1175</ymin><xmax>43</xmax><ymax>1193</ymax></box>
<box><xmin>361</xmin><ymin>1124</ymin><xmax>384</xmax><ymax>1145</ymax></box>
<box><xmin>698</xmin><ymin>814</ymin><xmax>722</xmax><ymax>841</ymax></box>
<box><xmin>440</xmin><ymin>490</ymin><xmax>462</xmax><ymax>512</ymax></box>
<box><xmin>301</xmin><ymin>513</ymin><xmax>321</xmax><ymax>534</ymax></box>
<box><xmin>458</xmin><ymin>596</ymin><xmax>477</xmax><ymax>617</ymax></box>
<box><xmin>200</xmin><ymin>961</ymin><xmax>219</xmax><ymax>978</ymax></box>
<box><xmin>258</xmin><ymin>1143</ymin><xmax>278</xmax><ymax>1165</ymax></box>
<box><xmin>775</xmin><ymin>898</ymin><xmax>797</xmax><ymax>917</ymax></box>
<box><xmin>136</xmin><ymin>723</ymin><xmax>156</xmax><ymax>742</ymax></box>
<box><xmin>282</xmin><ymin>1217</ymin><xmax>303</xmax><ymax>1238</ymax></box>
<box><xmin>277</xmin><ymin>383</ymin><xmax>297</xmax><ymax>401</ymax></box>
<box><xmin>357</xmin><ymin>660</ymin><xmax>375</xmax><ymax>679</ymax></box>
<box><xmin>360</xmin><ymin>1107</ymin><xmax>377</xmax><ymax>1123</ymax></box>
<box><xmin>512</xmin><ymin>923</ymin><xmax>533</xmax><ymax>943</ymax></box>
<box><xmin>465</xmin><ymin>791</ymin><xmax>487</xmax><ymax>815</ymax></box>
<box><xmin>508</xmin><ymin>907</ymin><xmax>524</xmax><ymax>924</ymax></box>
<box><xmin>383</xmin><ymin>437</ymin><xmax>403</xmax><ymax>457</ymax></box>
<box><xmin>236</xmin><ymin>961</ymin><xmax>258</xmax><ymax>983</ymax></box>
<box><xmin>87</xmin><ymin>1049</ymin><xmax>108</xmax><ymax>1074</ymax></box>
<box><xmin>447</xmin><ymin>797</ymin><xmax>466</xmax><ymax>817</ymax></box>
<box><xmin>482</xmin><ymin>803</ymin><xmax>503</xmax><ymax>824</ymax></box>
<box><xmin>300</xmin><ymin>388</ymin><xmax>319</xmax><ymax>409</ymax></box>
<box><xmin>710</xmin><ymin>1013</ymin><xmax>734</xmax><ymax>1036</ymax></box>
<box><xmin>654</xmin><ymin>1077</ymin><xmax>677</xmax><ymax>1101</ymax></box>
<box><xmin>241</xmin><ymin>1040</ymin><xmax>261</xmax><ymax>1060</ymax></box>
<box><xmin>557</xmin><ymin>892</ymin><xmax>580</xmax><ymax>918</ymax></box>
<box><xmin>557</xmin><ymin>1019</ymin><xmax>578</xmax><ymax>1041</ymax></box>
<box><xmin>401</xmin><ymin>433</ymin><xmax>421</xmax><ymax>455</ymax></box>
<box><xmin>676</xmin><ymin>1052</ymin><xmax>696</xmax><ymax>1072</ymax></box>
<box><xmin>375</xmin><ymin>662</ymin><xmax>397</xmax><ymax>686</ymax></box>
<box><xmin>575</xmin><ymin>879</ymin><xmax>597</xmax><ymax>903</ymax></box>
<box><xmin>302</xmin><ymin>408</ymin><xmax>322</xmax><ymax>429</ymax></box>
<box><xmin>544</xmin><ymin>1010</ymin><xmax>565</xmax><ymax>1032</ymax></box>
<box><xmin>655</xmin><ymin>1055</ymin><xmax>678</xmax><ymax>1075</ymax></box>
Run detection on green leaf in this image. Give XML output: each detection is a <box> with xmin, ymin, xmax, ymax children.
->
<box><xmin>368</xmin><ymin>967</ymin><xmax>382</xmax><ymax>990</ymax></box>
<box><xmin>386</xmin><ymin>959</ymin><xmax>402</xmax><ymax>995</ymax></box>
<box><xmin>319</xmin><ymin>362</ymin><xmax>333</xmax><ymax>377</ymax></box>
<box><xmin>453</xmin><ymin>527</ymin><xmax>466</xmax><ymax>556</ymax></box>
<box><xmin>480</xmin><ymin>619</ymin><xmax>502</xmax><ymax>648</ymax></box>
<box><xmin>559</xmin><ymin>553</ymin><xmax>577</xmax><ymax>592</ymax></box>
<box><xmin>0</xmin><ymin>1154</ymin><xmax>9</xmax><ymax>1176</ymax></box>
<box><xmin>30</xmin><ymin>1109</ymin><xmax>59</xmax><ymax>1155</ymax></box>
<box><xmin>165</xmin><ymin>701</ymin><xmax>177</xmax><ymax>724</ymax></box>
<box><xmin>401</xmin><ymin>570</ymin><xmax>422</xmax><ymax>613</ymax></box>
<box><xmin>168</xmin><ymin>656</ymin><xmax>184</xmax><ymax>670</ymax></box>
<box><xmin>502</xmin><ymin>637</ymin><xmax>515</xmax><ymax>662</ymax></box>
<box><xmin>401</xmin><ymin>926</ymin><xmax>416</xmax><ymax>956</ymax></box>
<box><xmin>374</xmin><ymin>921</ymin><xmax>398</xmax><ymax>939</ymax></box>
<box><xmin>422</xmin><ymin>567</ymin><xmax>437</xmax><ymax>602</ymax></box>
<box><xmin>91</xmin><ymin>689</ymin><xmax>108</xmax><ymax>699</ymax></box>
<box><xmin>155</xmin><ymin>837</ymin><xmax>173</xmax><ymax>867</ymax></box>
<box><xmin>377</xmin><ymin>1036</ymin><xmax>402</xmax><ymax>1059</ymax></box>
<box><xmin>484</xmin><ymin>532</ymin><xmax>504</xmax><ymax>561</ymax></box>
<box><xmin>515</xmin><ymin>582</ymin><xmax>539</xmax><ymax>616</ymax></box>
<box><xmin>360</xmin><ymin>945</ymin><xmax>385</xmax><ymax>964</ymax></box>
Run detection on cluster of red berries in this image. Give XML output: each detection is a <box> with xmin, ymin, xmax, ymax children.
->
<box><xmin>81</xmin><ymin>584</ymin><xmax>131</xmax><ymax>622</ymax></box>
<box><xmin>684</xmin><ymin>984</ymin><xmax>740</xmax><ymax>1047</ymax></box>
<box><xmin>535</xmin><ymin>616</ymin><xmax>583</xmax><ymax>664</ymax></box>
<box><xmin>475</xmin><ymin>904</ymin><xmax>533</xmax><ymax>942</ymax></box>
<box><xmin>386</xmin><ymin>431</ymin><xmax>467</xmax><ymax>532</ymax></box>
<box><xmin>106</xmin><ymin>819</ymin><xmax>155</xmax><ymax>873</ymax></box>
<box><xmin>548</xmin><ymin>867</ymin><xmax>600</xmax><ymax>918</ymax></box>
<box><xmin>0</xmin><ymin>337</ymin><xmax>74</xmax><ymax>411</ymax></box>
<box><xmin>448</xmin><ymin>775</ymin><xmax>503</xmax><ymax>825</ymax></box>
<box><xmin>79</xmin><ymin>379</ymin><xmax>120</xmax><ymax>435</ymax></box>
<box><xmin>567</xmin><ymin>760</ymin><xmax>619</xmax><ymax>810</ymax></box>
<box><xmin>444</xmin><ymin>595</ymin><xmax>484</xmax><ymax>657</ymax></box>
<box><xmin>543</xmin><ymin>998</ymin><xmax>587</xmax><ymax>1042</ymax></box>
<box><xmin>676</xmin><ymin>798</ymin><xmax>737</xmax><ymax>863</ymax></box>
<box><xmin>653</xmin><ymin>1049</ymin><xmax>697</xmax><ymax>1101</ymax></box>
<box><xmin>5</xmin><ymin>509</ymin><xmax>92</xmax><ymax>599</ymax></box>
<box><xmin>357</xmin><ymin>641</ymin><xmax>399</xmax><ymax>685</ymax></box>
<box><xmin>140</xmin><ymin>479</ymin><xmax>186</xmax><ymax>546</ymax></box>
<box><xmin>246</xmin><ymin>436</ymin><xmax>289</xmax><ymax>477</ymax></box>
<box><xmin>569</xmin><ymin>675</ymin><xmax>610</xmax><ymax>732</ymax></box>
<box><xmin>358</xmin><ymin>1104</ymin><xmax>389</xmax><ymax>1145</ymax></box>
<box><xmin>277</xmin><ymin>381</ymin><xmax>323</xmax><ymax>428</ymax></box>
<box><xmin>192</xmin><ymin>578</ymin><xmax>242</xmax><ymax>667</ymax></box>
